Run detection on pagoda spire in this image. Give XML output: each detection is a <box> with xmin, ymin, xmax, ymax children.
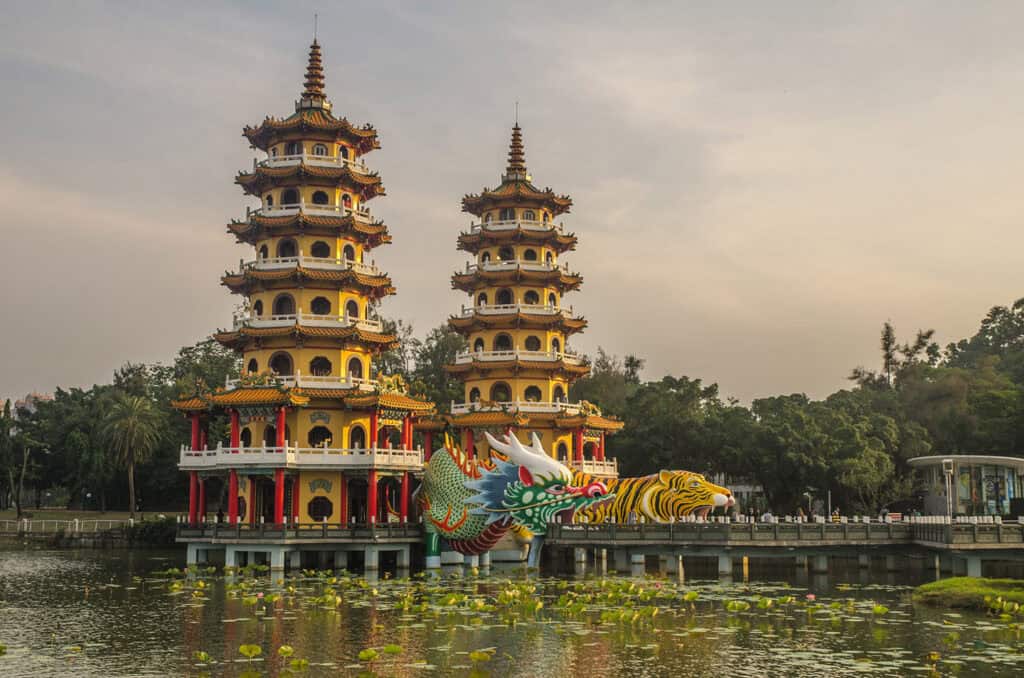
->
<box><xmin>503</xmin><ymin>124</ymin><xmax>530</xmax><ymax>181</ymax></box>
<box><xmin>297</xmin><ymin>40</ymin><xmax>331</xmax><ymax>112</ymax></box>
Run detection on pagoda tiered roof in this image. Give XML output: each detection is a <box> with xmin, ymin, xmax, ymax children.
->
<box><xmin>235</xmin><ymin>163</ymin><xmax>384</xmax><ymax>199</ymax></box>
<box><xmin>227</xmin><ymin>213</ymin><xmax>391</xmax><ymax>248</ymax></box>
<box><xmin>456</xmin><ymin>223</ymin><xmax>578</xmax><ymax>254</ymax></box>
<box><xmin>448</xmin><ymin>309</ymin><xmax>587</xmax><ymax>336</ymax></box>
<box><xmin>172</xmin><ymin>384</ymin><xmax>433</xmax><ymax>413</ymax></box>
<box><xmin>222</xmin><ymin>266</ymin><xmax>395</xmax><ymax>297</ymax></box>
<box><xmin>444</xmin><ymin>356</ymin><xmax>590</xmax><ymax>378</ymax></box>
<box><xmin>243</xmin><ymin>109</ymin><xmax>380</xmax><ymax>153</ymax></box>
<box><xmin>450</xmin><ymin>267</ymin><xmax>582</xmax><ymax>293</ymax></box>
<box><xmin>213</xmin><ymin>324</ymin><xmax>399</xmax><ymax>351</ymax></box>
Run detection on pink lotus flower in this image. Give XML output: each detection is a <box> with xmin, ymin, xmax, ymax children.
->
<box><xmin>257</xmin><ymin>592</ymin><xmax>264</xmax><ymax>599</ymax></box>
<box><xmin>805</xmin><ymin>594</ymin><xmax>816</xmax><ymax>601</ymax></box>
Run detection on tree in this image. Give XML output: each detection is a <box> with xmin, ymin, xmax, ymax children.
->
<box><xmin>102</xmin><ymin>392</ymin><xmax>160</xmax><ymax>519</ymax></box>
<box><xmin>409</xmin><ymin>324</ymin><xmax>466</xmax><ymax>409</ymax></box>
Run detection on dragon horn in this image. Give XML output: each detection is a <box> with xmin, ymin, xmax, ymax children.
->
<box><xmin>529</xmin><ymin>432</ymin><xmax>546</xmax><ymax>457</ymax></box>
<box><xmin>483</xmin><ymin>431</ymin><xmax>570</xmax><ymax>481</ymax></box>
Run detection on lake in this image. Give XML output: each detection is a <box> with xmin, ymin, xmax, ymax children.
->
<box><xmin>1</xmin><ymin>547</ymin><xmax>1023</xmax><ymax>676</ymax></box>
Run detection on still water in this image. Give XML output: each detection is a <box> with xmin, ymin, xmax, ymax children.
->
<box><xmin>1</xmin><ymin>547</ymin><xmax>1023</xmax><ymax>677</ymax></box>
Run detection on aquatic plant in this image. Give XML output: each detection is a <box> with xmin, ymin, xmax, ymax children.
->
<box><xmin>238</xmin><ymin>644</ymin><xmax>262</xmax><ymax>662</ymax></box>
<box><xmin>192</xmin><ymin>650</ymin><xmax>211</xmax><ymax>663</ymax></box>
<box><xmin>277</xmin><ymin>645</ymin><xmax>294</xmax><ymax>658</ymax></box>
<box><xmin>358</xmin><ymin>648</ymin><xmax>378</xmax><ymax>662</ymax></box>
<box><xmin>382</xmin><ymin>644</ymin><xmax>403</xmax><ymax>655</ymax></box>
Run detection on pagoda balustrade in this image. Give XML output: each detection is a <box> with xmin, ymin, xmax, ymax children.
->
<box><xmin>450</xmin><ymin>399</ymin><xmax>584</xmax><ymax>415</ymax></box>
<box><xmin>464</xmin><ymin>259</ymin><xmax>571</xmax><ymax>274</ymax></box>
<box><xmin>249</xmin><ymin>203</ymin><xmax>373</xmax><ymax>221</ymax></box>
<box><xmin>179</xmin><ymin>443</ymin><xmax>423</xmax><ymax>471</ymax></box>
<box><xmin>453</xmin><ymin>349</ymin><xmax>584</xmax><ymax>365</ymax></box>
<box><xmin>243</xmin><ymin>255</ymin><xmax>379</xmax><ymax>275</ymax></box>
<box><xmin>232</xmin><ymin>311</ymin><xmax>384</xmax><ymax>332</ymax></box>
<box><xmin>458</xmin><ymin>303</ymin><xmax>574</xmax><ymax>317</ymax></box>
<box><xmin>467</xmin><ymin>219</ymin><xmax>564</xmax><ymax>234</ymax></box>
<box><xmin>256</xmin><ymin>151</ymin><xmax>370</xmax><ymax>174</ymax></box>
<box><xmin>224</xmin><ymin>372</ymin><xmax>377</xmax><ymax>391</ymax></box>
<box><xmin>569</xmin><ymin>458</ymin><xmax>619</xmax><ymax>476</ymax></box>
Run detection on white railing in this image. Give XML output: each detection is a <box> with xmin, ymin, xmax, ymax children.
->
<box><xmin>242</xmin><ymin>255</ymin><xmax>379</xmax><ymax>275</ymax></box>
<box><xmin>570</xmin><ymin>458</ymin><xmax>619</xmax><ymax>476</ymax></box>
<box><xmin>463</xmin><ymin>259</ymin><xmax>570</xmax><ymax>274</ymax></box>
<box><xmin>256</xmin><ymin>151</ymin><xmax>371</xmax><ymax>174</ymax></box>
<box><xmin>458</xmin><ymin>303</ymin><xmax>572</xmax><ymax>317</ymax></box>
<box><xmin>453</xmin><ymin>349</ymin><xmax>584</xmax><ymax>365</ymax></box>
<box><xmin>249</xmin><ymin>203</ymin><xmax>373</xmax><ymax>222</ymax></box>
<box><xmin>450</xmin><ymin>400</ymin><xmax>583</xmax><ymax>415</ymax></box>
<box><xmin>224</xmin><ymin>372</ymin><xmax>377</xmax><ymax>392</ymax></box>
<box><xmin>179</xmin><ymin>444</ymin><xmax>423</xmax><ymax>470</ymax></box>
<box><xmin>232</xmin><ymin>312</ymin><xmax>383</xmax><ymax>332</ymax></box>
<box><xmin>467</xmin><ymin>219</ymin><xmax>564</xmax><ymax>234</ymax></box>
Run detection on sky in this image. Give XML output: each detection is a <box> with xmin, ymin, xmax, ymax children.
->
<box><xmin>1</xmin><ymin>1</ymin><xmax>1023</xmax><ymax>405</ymax></box>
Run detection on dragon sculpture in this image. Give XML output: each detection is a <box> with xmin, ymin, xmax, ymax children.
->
<box><xmin>419</xmin><ymin>432</ymin><xmax>610</xmax><ymax>567</ymax></box>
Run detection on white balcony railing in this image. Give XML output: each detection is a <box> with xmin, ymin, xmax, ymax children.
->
<box><xmin>232</xmin><ymin>312</ymin><xmax>383</xmax><ymax>332</ymax></box>
<box><xmin>248</xmin><ymin>202</ymin><xmax>373</xmax><ymax>222</ymax></box>
<box><xmin>255</xmin><ymin>151</ymin><xmax>371</xmax><ymax>174</ymax></box>
<box><xmin>450</xmin><ymin>400</ymin><xmax>583</xmax><ymax>416</ymax></box>
<box><xmin>224</xmin><ymin>371</ymin><xmax>377</xmax><ymax>392</ymax></box>
<box><xmin>453</xmin><ymin>349</ymin><xmax>584</xmax><ymax>365</ymax></box>
<box><xmin>457</xmin><ymin>303</ymin><xmax>573</xmax><ymax>318</ymax></box>
<box><xmin>467</xmin><ymin>219</ymin><xmax>564</xmax><ymax>234</ymax></box>
<box><xmin>569</xmin><ymin>458</ymin><xmax>619</xmax><ymax>477</ymax></box>
<box><xmin>179</xmin><ymin>444</ymin><xmax>422</xmax><ymax>470</ymax></box>
<box><xmin>242</xmin><ymin>255</ymin><xmax>379</xmax><ymax>276</ymax></box>
<box><xmin>463</xmin><ymin>259</ymin><xmax>571</xmax><ymax>274</ymax></box>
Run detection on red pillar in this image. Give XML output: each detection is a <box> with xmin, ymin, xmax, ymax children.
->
<box><xmin>198</xmin><ymin>477</ymin><xmax>206</xmax><ymax>521</ymax></box>
<box><xmin>383</xmin><ymin>427</ymin><xmax>391</xmax><ymax>450</ymax></box>
<box><xmin>228</xmin><ymin>470</ymin><xmax>239</xmax><ymax>524</ymax></box>
<box><xmin>401</xmin><ymin>416</ymin><xmax>409</xmax><ymax>449</ymax></box>
<box><xmin>598</xmin><ymin>432</ymin><xmax>606</xmax><ymax>461</ymax></box>
<box><xmin>339</xmin><ymin>472</ymin><xmax>348</xmax><ymax>525</ymax></box>
<box><xmin>275</xmin><ymin>407</ymin><xmax>286</xmax><ymax>449</ymax></box>
<box><xmin>400</xmin><ymin>471</ymin><xmax>410</xmax><ymax>523</ymax></box>
<box><xmin>574</xmin><ymin>428</ymin><xmax>584</xmax><ymax>462</ymax></box>
<box><xmin>188</xmin><ymin>471</ymin><xmax>198</xmax><ymax>526</ymax></box>
<box><xmin>465</xmin><ymin>428</ymin><xmax>475</xmax><ymax>460</ymax></box>
<box><xmin>248</xmin><ymin>478</ymin><xmax>257</xmax><ymax>525</ymax></box>
<box><xmin>274</xmin><ymin>468</ymin><xmax>285</xmax><ymax>524</ymax></box>
<box><xmin>367</xmin><ymin>470</ymin><xmax>379</xmax><ymax>524</ymax></box>
<box><xmin>369</xmin><ymin>411</ymin><xmax>379</xmax><ymax>449</ymax></box>
<box><xmin>291</xmin><ymin>476</ymin><xmax>300</xmax><ymax>522</ymax></box>
<box><xmin>229</xmin><ymin>409</ymin><xmax>240</xmax><ymax>449</ymax></box>
<box><xmin>424</xmin><ymin>431</ymin><xmax>434</xmax><ymax>462</ymax></box>
<box><xmin>199</xmin><ymin>427</ymin><xmax>207</xmax><ymax>451</ymax></box>
<box><xmin>190</xmin><ymin>413</ymin><xmax>200</xmax><ymax>450</ymax></box>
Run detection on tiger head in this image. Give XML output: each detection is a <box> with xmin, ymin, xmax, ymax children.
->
<box><xmin>648</xmin><ymin>470</ymin><xmax>734</xmax><ymax>520</ymax></box>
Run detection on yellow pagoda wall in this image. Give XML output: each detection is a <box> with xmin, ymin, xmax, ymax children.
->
<box><xmin>242</xmin><ymin>346</ymin><xmax>372</xmax><ymax>380</ymax></box>
<box><xmin>253</xmin><ymin>235</ymin><xmax>368</xmax><ymax>261</ymax></box>
<box><xmin>247</xmin><ymin>289</ymin><xmax>372</xmax><ymax>319</ymax></box>
<box><xmin>258</xmin><ymin>186</ymin><xmax>368</xmax><ymax>210</ymax></box>
<box><xmin>462</xmin><ymin>376</ymin><xmax>570</xmax><ymax>403</ymax></box>
<box><xmin>464</xmin><ymin>327</ymin><xmax>566</xmax><ymax>352</ymax></box>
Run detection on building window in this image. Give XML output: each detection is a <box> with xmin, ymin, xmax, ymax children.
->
<box><xmin>269</xmin><ymin>351</ymin><xmax>294</xmax><ymax>376</ymax></box>
<box><xmin>553</xmin><ymin>385</ymin><xmax>565</xmax><ymax>401</ymax></box>
<box><xmin>343</xmin><ymin>244</ymin><xmax>356</xmax><ymax>261</ymax></box>
<box><xmin>264</xmin><ymin>424</ymin><xmax>290</xmax><ymax>446</ymax></box>
<box><xmin>548</xmin><ymin>292</ymin><xmax>557</xmax><ymax>307</ymax></box>
<box><xmin>473</xmin><ymin>338</ymin><xmax>484</xmax><ymax>352</ymax></box>
<box><xmin>499</xmin><ymin>208</ymin><xmax>515</xmax><ymax>221</ymax></box>
<box><xmin>498</xmin><ymin>246</ymin><xmax>514</xmax><ymax>261</ymax></box>
<box><xmin>252</xmin><ymin>300</ymin><xmax>264</xmax><ymax>316</ymax></box>
<box><xmin>247</xmin><ymin>358</ymin><xmax>258</xmax><ymax>374</ymax></box>
<box><xmin>308</xmin><ymin>496</ymin><xmax>333</xmax><ymax>521</ymax></box>
<box><xmin>342</xmin><ymin>194</ymin><xmax>353</xmax><ymax>208</ymax></box>
<box><xmin>345</xmin><ymin>300</ymin><xmax>360</xmax><ymax>319</ymax></box>
<box><xmin>276</xmin><ymin>239</ymin><xmax>297</xmax><ymax>258</ymax></box>
<box><xmin>311</xmin><ymin>241</ymin><xmax>330</xmax><ymax>258</ymax></box>
<box><xmin>524</xmin><ymin>385</ymin><xmax>542</xmax><ymax>402</ymax></box>
<box><xmin>312</xmin><ymin>190</ymin><xmax>329</xmax><ymax>205</ymax></box>
<box><xmin>348</xmin><ymin>357</ymin><xmax>364</xmax><ymax>379</ymax></box>
<box><xmin>310</xmin><ymin>356</ymin><xmax>332</xmax><ymax>376</ymax></box>
<box><xmin>484</xmin><ymin>213</ymin><xmax>493</xmax><ymax>223</ymax></box>
<box><xmin>265</xmin><ymin>194</ymin><xmax>274</xmax><ymax>207</ymax></box>
<box><xmin>240</xmin><ymin>427</ymin><xmax>252</xmax><ymax>447</ymax></box>
<box><xmin>285</xmin><ymin>141</ymin><xmax>302</xmax><ymax>155</ymax></box>
<box><xmin>281</xmin><ymin>188</ymin><xmax>299</xmax><ymax>205</ymax></box>
<box><xmin>552</xmin><ymin>338</ymin><xmax>561</xmax><ymax>353</ymax></box>
<box><xmin>312</xmin><ymin>143</ymin><xmax>328</xmax><ymax>156</ymax></box>
<box><xmin>493</xmin><ymin>334</ymin><xmax>513</xmax><ymax>351</ymax></box>
<box><xmin>338</xmin><ymin>146</ymin><xmax>349</xmax><ymax>159</ymax></box>
<box><xmin>524</xmin><ymin>290</ymin><xmax>539</xmax><ymax>305</ymax></box>
<box><xmin>272</xmin><ymin>294</ymin><xmax>295</xmax><ymax>316</ymax></box>
<box><xmin>349</xmin><ymin>425</ymin><xmax>366</xmax><ymax>449</ymax></box>
<box><xmin>310</xmin><ymin>296</ymin><xmax>331</xmax><ymax>315</ymax></box>
<box><xmin>496</xmin><ymin>289</ymin><xmax>513</xmax><ymax>305</ymax></box>
<box><xmin>524</xmin><ymin>336</ymin><xmax>541</xmax><ymax>351</ymax></box>
<box><xmin>308</xmin><ymin>425</ymin><xmax>333</xmax><ymax>447</ymax></box>
<box><xmin>556</xmin><ymin>442</ymin><xmax>569</xmax><ymax>461</ymax></box>
<box><xmin>481</xmin><ymin>252</ymin><xmax>491</xmax><ymax>264</ymax></box>
<box><xmin>469</xmin><ymin>387</ymin><xmax>480</xmax><ymax>402</ymax></box>
<box><xmin>270</xmin><ymin>147</ymin><xmax>278</xmax><ymax>157</ymax></box>
<box><xmin>490</xmin><ymin>382</ymin><xmax>511</xmax><ymax>402</ymax></box>
<box><xmin>523</xmin><ymin>210</ymin><xmax>536</xmax><ymax>221</ymax></box>
<box><xmin>546</xmin><ymin>252</ymin><xmax>554</xmax><ymax>264</ymax></box>
<box><xmin>543</xmin><ymin>212</ymin><xmax>550</xmax><ymax>223</ymax></box>
<box><xmin>476</xmin><ymin>293</ymin><xmax>488</xmax><ymax>306</ymax></box>
<box><xmin>258</xmin><ymin>244</ymin><xmax>269</xmax><ymax>259</ymax></box>
<box><xmin>523</xmin><ymin>249</ymin><xmax>537</xmax><ymax>261</ymax></box>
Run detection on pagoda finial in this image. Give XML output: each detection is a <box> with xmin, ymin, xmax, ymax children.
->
<box><xmin>297</xmin><ymin>38</ymin><xmax>331</xmax><ymax>112</ymax></box>
<box><xmin>505</xmin><ymin>123</ymin><xmax>528</xmax><ymax>178</ymax></box>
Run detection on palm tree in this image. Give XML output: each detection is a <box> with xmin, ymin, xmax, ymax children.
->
<box><xmin>102</xmin><ymin>393</ymin><xmax>159</xmax><ymax>519</ymax></box>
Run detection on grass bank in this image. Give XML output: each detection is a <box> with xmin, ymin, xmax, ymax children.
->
<box><xmin>913</xmin><ymin>577</ymin><xmax>1024</xmax><ymax>610</ymax></box>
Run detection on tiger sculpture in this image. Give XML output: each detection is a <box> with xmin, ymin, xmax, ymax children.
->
<box><xmin>573</xmin><ymin>470</ymin><xmax>734</xmax><ymax>523</ymax></box>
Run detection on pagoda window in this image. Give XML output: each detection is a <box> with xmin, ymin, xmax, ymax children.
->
<box><xmin>285</xmin><ymin>141</ymin><xmax>302</xmax><ymax>155</ymax></box>
<box><xmin>311</xmin><ymin>241</ymin><xmax>330</xmax><ymax>258</ymax></box>
<box><xmin>281</xmin><ymin>188</ymin><xmax>300</xmax><ymax>205</ymax></box>
<box><xmin>312</xmin><ymin>190</ymin><xmax>329</xmax><ymax>205</ymax></box>
<box><xmin>276</xmin><ymin>239</ymin><xmax>298</xmax><ymax>258</ymax></box>
<box><xmin>310</xmin><ymin>296</ymin><xmax>331</xmax><ymax>315</ymax></box>
<box><xmin>473</xmin><ymin>338</ymin><xmax>484</xmax><ymax>352</ymax></box>
<box><xmin>524</xmin><ymin>386</ymin><xmax>542</xmax><ymax>402</ymax></box>
<box><xmin>269</xmin><ymin>351</ymin><xmax>294</xmax><ymax>376</ymax></box>
<box><xmin>499</xmin><ymin>208</ymin><xmax>515</xmax><ymax>221</ymax></box>
<box><xmin>312</xmin><ymin>143</ymin><xmax>328</xmax><ymax>156</ymax></box>
<box><xmin>553</xmin><ymin>385</ymin><xmax>566</xmax><ymax>402</ymax></box>
<box><xmin>493</xmin><ymin>334</ymin><xmax>513</xmax><ymax>351</ymax></box>
<box><xmin>469</xmin><ymin>387</ymin><xmax>481</xmax><ymax>402</ymax></box>
<box><xmin>240</xmin><ymin>427</ymin><xmax>252</xmax><ymax>448</ymax></box>
<box><xmin>556</xmin><ymin>442</ymin><xmax>569</xmax><ymax>461</ymax></box>
<box><xmin>480</xmin><ymin>252</ymin><xmax>491</xmax><ymax>264</ymax></box>
<box><xmin>552</xmin><ymin>338</ymin><xmax>562</xmax><ymax>353</ymax></box>
<box><xmin>308</xmin><ymin>426</ymin><xmax>333</xmax><ymax>447</ymax></box>
<box><xmin>342</xmin><ymin>194</ymin><xmax>353</xmax><ymax>208</ymax></box>
<box><xmin>496</xmin><ymin>289</ymin><xmax>513</xmax><ymax>305</ymax></box>
<box><xmin>523</xmin><ymin>249</ymin><xmax>538</xmax><ymax>261</ymax></box>
<box><xmin>543</xmin><ymin>212</ymin><xmax>550</xmax><ymax>223</ymax></box>
<box><xmin>258</xmin><ymin>245</ymin><xmax>269</xmax><ymax>259</ymax></box>
<box><xmin>498</xmin><ymin>246</ymin><xmax>514</xmax><ymax>261</ymax></box>
<box><xmin>523</xmin><ymin>210</ymin><xmax>536</xmax><ymax>221</ymax></box>
<box><xmin>310</xmin><ymin>356</ymin><xmax>332</xmax><ymax>375</ymax></box>
<box><xmin>347</xmin><ymin>357</ymin><xmax>364</xmax><ymax>380</ymax></box>
<box><xmin>272</xmin><ymin>294</ymin><xmax>295</xmax><ymax>316</ymax></box>
<box><xmin>338</xmin><ymin>146</ymin><xmax>349</xmax><ymax>159</ymax></box>
<box><xmin>484</xmin><ymin>213</ymin><xmax>493</xmax><ymax>223</ymax></box>
<box><xmin>348</xmin><ymin>425</ymin><xmax>366</xmax><ymax>449</ymax></box>
<box><xmin>345</xmin><ymin>300</ymin><xmax>360</xmax><ymax>319</ymax></box>
<box><xmin>490</xmin><ymin>382</ymin><xmax>512</xmax><ymax>402</ymax></box>
<box><xmin>524</xmin><ymin>290</ymin><xmax>539</xmax><ymax>305</ymax></box>
<box><xmin>247</xmin><ymin>358</ymin><xmax>258</xmax><ymax>374</ymax></box>
<box><xmin>308</xmin><ymin>496</ymin><xmax>333</xmax><ymax>521</ymax></box>
<box><xmin>343</xmin><ymin>244</ymin><xmax>356</xmax><ymax>261</ymax></box>
<box><xmin>476</xmin><ymin>293</ymin><xmax>488</xmax><ymax>306</ymax></box>
<box><xmin>548</xmin><ymin>293</ymin><xmax>557</xmax><ymax>307</ymax></box>
<box><xmin>265</xmin><ymin>194</ymin><xmax>273</xmax><ymax>207</ymax></box>
<box><xmin>524</xmin><ymin>336</ymin><xmax>541</xmax><ymax>351</ymax></box>
<box><xmin>270</xmin><ymin>147</ymin><xmax>278</xmax><ymax>157</ymax></box>
<box><xmin>253</xmin><ymin>300</ymin><xmax>264</xmax><ymax>316</ymax></box>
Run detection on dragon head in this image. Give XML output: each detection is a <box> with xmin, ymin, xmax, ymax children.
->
<box><xmin>465</xmin><ymin>432</ymin><xmax>611</xmax><ymax>534</ymax></box>
<box><xmin>650</xmin><ymin>470</ymin><xmax>734</xmax><ymax>519</ymax></box>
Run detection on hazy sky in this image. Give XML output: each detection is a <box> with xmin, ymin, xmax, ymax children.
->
<box><xmin>2</xmin><ymin>1</ymin><xmax>1022</xmax><ymax>404</ymax></box>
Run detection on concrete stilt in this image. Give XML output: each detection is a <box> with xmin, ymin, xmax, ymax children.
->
<box><xmin>335</xmin><ymin>550</ymin><xmax>349</xmax><ymax>571</ymax></box>
<box><xmin>396</xmin><ymin>546</ymin><xmax>411</xmax><ymax>570</ymax></box>
<box><xmin>599</xmin><ymin>548</ymin><xmax>608</xmax><ymax>573</ymax></box>
<box><xmin>630</xmin><ymin>553</ymin><xmax>645</xmax><ymax>566</ymax></box>
<box><xmin>441</xmin><ymin>551</ymin><xmax>464</xmax><ymax>566</ymax></box>
<box><xmin>677</xmin><ymin>555</ymin><xmax>685</xmax><ymax>582</ymax></box>
<box><xmin>479</xmin><ymin>551</ymin><xmax>491</xmax><ymax>568</ymax></box>
<box><xmin>795</xmin><ymin>555</ymin><xmax>808</xmax><ymax>569</ymax></box>
<box><xmin>574</xmin><ymin>548</ymin><xmax>588</xmax><ymax>564</ymax></box>
<box><xmin>288</xmin><ymin>550</ymin><xmax>301</xmax><ymax>570</ymax></box>
<box><xmin>966</xmin><ymin>556</ymin><xmax>983</xmax><ymax>578</ymax></box>
<box><xmin>884</xmin><ymin>555</ymin><xmax>898</xmax><ymax>572</ymax></box>
<box><xmin>665</xmin><ymin>554</ymin><xmax>679</xmax><ymax>574</ymax></box>
<box><xmin>425</xmin><ymin>555</ymin><xmax>441</xmax><ymax>569</ymax></box>
<box><xmin>858</xmin><ymin>553</ymin><xmax>870</xmax><ymax>569</ymax></box>
<box><xmin>810</xmin><ymin>555</ymin><xmax>829</xmax><ymax>574</ymax></box>
<box><xmin>613</xmin><ymin>549</ymin><xmax>629</xmax><ymax>571</ymax></box>
<box><xmin>186</xmin><ymin>543</ymin><xmax>203</xmax><ymax>566</ymax></box>
<box><xmin>718</xmin><ymin>554</ymin><xmax>733</xmax><ymax>576</ymax></box>
<box><xmin>364</xmin><ymin>546</ymin><xmax>379</xmax><ymax>571</ymax></box>
<box><xmin>464</xmin><ymin>554</ymin><xmax>480</xmax><ymax>568</ymax></box>
<box><xmin>270</xmin><ymin>548</ymin><xmax>286</xmax><ymax>572</ymax></box>
<box><xmin>225</xmin><ymin>546</ymin><xmax>239</xmax><ymax>568</ymax></box>
<box><xmin>931</xmin><ymin>553</ymin><xmax>941</xmax><ymax>578</ymax></box>
<box><xmin>742</xmin><ymin>556</ymin><xmax>750</xmax><ymax>582</ymax></box>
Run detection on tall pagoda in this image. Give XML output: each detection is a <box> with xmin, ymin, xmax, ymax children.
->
<box><xmin>441</xmin><ymin>124</ymin><xmax>623</xmax><ymax>476</ymax></box>
<box><xmin>173</xmin><ymin>41</ymin><xmax>432</xmax><ymax>531</ymax></box>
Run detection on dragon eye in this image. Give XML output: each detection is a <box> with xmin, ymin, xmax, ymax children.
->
<box><xmin>548</xmin><ymin>484</ymin><xmax>565</xmax><ymax>493</ymax></box>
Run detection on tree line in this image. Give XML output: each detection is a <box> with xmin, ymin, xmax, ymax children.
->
<box><xmin>4</xmin><ymin>298</ymin><xmax>1024</xmax><ymax>517</ymax></box>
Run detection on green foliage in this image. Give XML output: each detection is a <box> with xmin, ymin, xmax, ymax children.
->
<box><xmin>914</xmin><ymin>577</ymin><xmax>1024</xmax><ymax>610</ymax></box>
<box><xmin>238</xmin><ymin>644</ymin><xmax>262</xmax><ymax>661</ymax></box>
